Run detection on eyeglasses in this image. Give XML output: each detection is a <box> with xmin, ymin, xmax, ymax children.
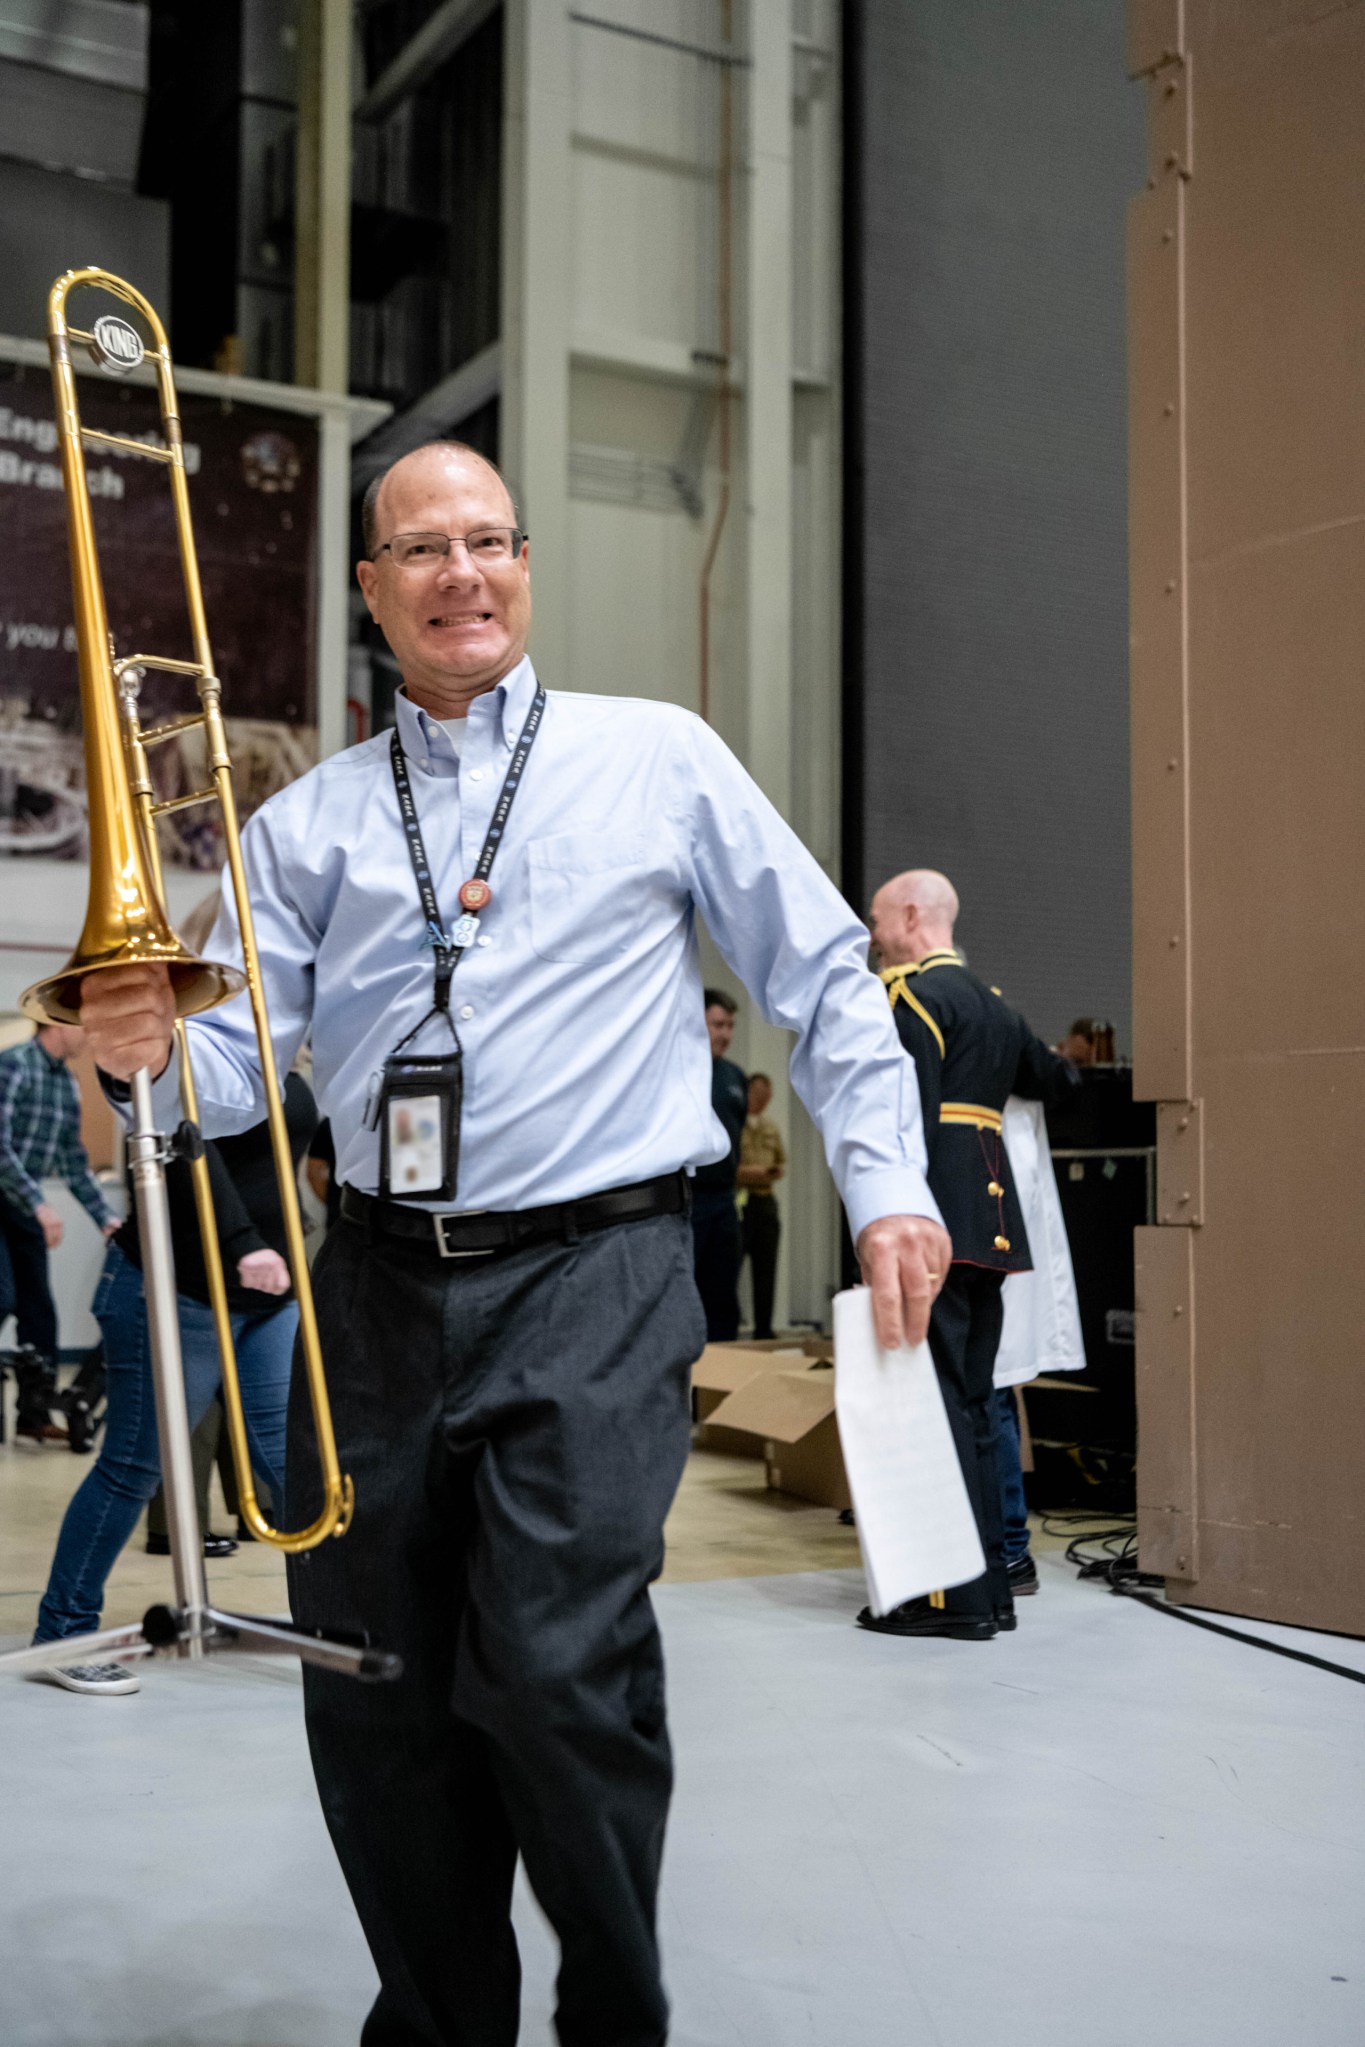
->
<box><xmin>371</xmin><ymin>528</ymin><xmax>528</xmax><ymax>569</ymax></box>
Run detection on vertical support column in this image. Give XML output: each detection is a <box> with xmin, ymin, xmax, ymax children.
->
<box><xmin>315</xmin><ymin>403</ymin><xmax>352</xmax><ymax>761</ymax></box>
<box><xmin>296</xmin><ymin>0</ymin><xmax>353</xmax><ymax>760</ymax></box>
<box><xmin>739</xmin><ymin>0</ymin><xmax>804</xmax><ymax>1331</ymax></box>
<box><xmin>743</xmin><ymin>0</ymin><xmax>794</xmax><ymax>816</ymax></box>
<box><xmin>501</xmin><ymin>0</ymin><xmax>572</xmax><ymax>684</ymax></box>
<box><xmin>1128</xmin><ymin>0</ymin><xmax>1197</xmax><ymax>1574</ymax></box>
<box><xmin>1128</xmin><ymin>42</ymin><xmax>1192</xmax><ymax>1104</ymax></box>
<box><xmin>295</xmin><ymin>0</ymin><xmax>352</xmax><ymax>394</ymax></box>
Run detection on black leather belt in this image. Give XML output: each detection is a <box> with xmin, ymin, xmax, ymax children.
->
<box><xmin>340</xmin><ymin>1170</ymin><xmax>690</xmax><ymax>1261</ymax></box>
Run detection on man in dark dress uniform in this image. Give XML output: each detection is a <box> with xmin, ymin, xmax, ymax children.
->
<box><xmin>691</xmin><ymin>987</ymin><xmax>749</xmax><ymax>1339</ymax></box>
<box><xmin>859</xmin><ymin>870</ymin><xmax>1076</xmax><ymax>1642</ymax></box>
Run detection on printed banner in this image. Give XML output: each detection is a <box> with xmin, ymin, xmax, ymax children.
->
<box><xmin>0</xmin><ymin>357</ymin><xmax>319</xmax><ymax>865</ymax></box>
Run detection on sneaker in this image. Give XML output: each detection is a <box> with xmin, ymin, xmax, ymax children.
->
<box><xmin>47</xmin><ymin>1662</ymin><xmax>141</xmax><ymax>1696</ymax></box>
<box><xmin>1006</xmin><ymin>1553</ymin><xmax>1040</xmax><ymax>1596</ymax></box>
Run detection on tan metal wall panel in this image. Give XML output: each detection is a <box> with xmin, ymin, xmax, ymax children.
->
<box><xmin>1130</xmin><ymin>0</ymin><xmax>1365</xmax><ymax>1635</ymax></box>
<box><xmin>1186</xmin><ymin>528</ymin><xmax>1365</xmax><ymax>1056</ymax></box>
<box><xmin>1188</xmin><ymin>1057</ymin><xmax>1365</xmax><ymax>1633</ymax></box>
<box><xmin>1128</xmin><ymin>0</ymin><xmax>1183</xmax><ymax>77</ymax></box>
<box><xmin>1181</xmin><ymin>17</ymin><xmax>1365</xmax><ymax>566</ymax></box>
<box><xmin>1155</xmin><ymin>1099</ymin><xmax>1203</xmax><ymax>1227</ymax></box>
<box><xmin>1128</xmin><ymin>77</ymin><xmax>1191</xmax><ymax>1103</ymax></box>
<box><xmin>1134</xmin><ymin>1224</ymin><xmax>1196</xmax><ymax>1580</ymax></box>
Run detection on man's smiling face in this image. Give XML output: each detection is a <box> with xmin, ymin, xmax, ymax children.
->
<box><xmin>356</xmin><ymin>445</ymin><xmax>532</xmax><ymax>715</ymax></box>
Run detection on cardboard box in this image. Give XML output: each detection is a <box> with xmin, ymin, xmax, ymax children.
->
<box><xmin>690</xmin><ymin>1343</ymin><xmax>810</xmax><ymax>1455</ymax></box>
<box><xmin>702</xmin><ymin>1362</ymin><xmax>851</xmax><ymax>1511</ymax></box>
<box><xmin>704</xmin><ymin>1335</ymin><xmax>835</xmax><ymax>1362</ymax></box>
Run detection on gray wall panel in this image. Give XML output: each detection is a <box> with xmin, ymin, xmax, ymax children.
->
<box><xmin>849</xmin><ymin>0</ymin><xmax>1141</xmax><ymax>1046</ymax></box>
<box><xmin>0</xmin><ymin>160</ymin><xmax>168</xmax><ymax>341</ymax></box>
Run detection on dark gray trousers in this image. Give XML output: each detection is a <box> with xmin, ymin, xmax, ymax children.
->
<box><xmin>287</xmin><ymin>1209</ymin><xmax>705</xmax><ymax>2047</ymax></box>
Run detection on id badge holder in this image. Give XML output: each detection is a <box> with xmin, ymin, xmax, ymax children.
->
<box><xmin>377</xmin><ymin>1048</ymin><xmax>462</xmax><ymax>1202</ymax></box>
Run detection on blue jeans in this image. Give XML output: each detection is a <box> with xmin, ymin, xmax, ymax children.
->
<box><xmin>994</xmin><ymin>1385</ymin><xmax>1031</xmax><ymax>1563</ymax></box>
<box><xmin>35</xmin><ymin>1245</ymin><xmax>294</xmax><ymax>1642</ymax></box>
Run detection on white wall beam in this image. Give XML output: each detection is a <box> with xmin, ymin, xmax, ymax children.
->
<box><xmin>742</xmin><ymin>0</ymin><xmax>794</xmax><ymax>816</ymax></box>
<box><xmin>294</xmin><ymin>0</ymin><xmax>351</xmax><ymax>396</ymax></box>
<box><xmin>502</xmin><ymin>0</ymin><xmax>572</xmax><ymax>682</ymax></box>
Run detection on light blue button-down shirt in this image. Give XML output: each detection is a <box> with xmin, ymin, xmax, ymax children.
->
<box><xmin>157</xmin><ymin>656</ymin><xmax>940</xmax><ymax>1242</ymax></box>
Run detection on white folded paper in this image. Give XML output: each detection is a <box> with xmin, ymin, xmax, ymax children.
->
<box><xmin>833</xmin><ymin>1287</ymin><xmax>985</xmax><ymax>1616</ymax></box>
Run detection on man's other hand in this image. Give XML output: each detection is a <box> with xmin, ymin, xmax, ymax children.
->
<box><xmin>237</xmin><ymin>1248</ymin><xmax>291</xmax><ymax>1295</ymax></box>
<box><xmin>855</xmin><ymin>1214</ymin><xmax>952</xmax><ymax>1350</ymax></box>
<box><xmin>79</xmin><ymin>966</ymin><xmax>176</xmax><ymax>1082</ymax></box>
<box><xmin>34</xmin><ymin>1202</ymin><xmax>64</xmax><ymax>1250</ymax></box>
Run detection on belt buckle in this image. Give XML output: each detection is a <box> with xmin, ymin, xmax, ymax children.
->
<box><xmin>433</xmin><ymin>1209</ymin><xmax>494</xmax><ymax>1260</ymax></box>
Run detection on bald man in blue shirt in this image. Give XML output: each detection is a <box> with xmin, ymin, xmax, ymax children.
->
<box><xmin>81</xmin><ymin>440</ymin><xmax>950</xmax><ymax>2047</ymax></box>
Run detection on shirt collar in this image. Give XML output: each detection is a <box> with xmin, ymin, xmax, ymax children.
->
<box><xmin>394</xmin><ymin>654</ymin><xmax>539</xmax><ymax>772</ymax></box>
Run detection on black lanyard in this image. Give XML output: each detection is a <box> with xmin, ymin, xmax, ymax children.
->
<box><xmin>389</xmin><ymin>684</ymin><xmax>546</xmax><ymax>1047</ymax></box>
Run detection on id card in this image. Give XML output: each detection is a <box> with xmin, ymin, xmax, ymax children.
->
<box><xmin>377</xmin><ymin>1049</ymin><xmax>461</xmax><ymax>1202</ymax></box>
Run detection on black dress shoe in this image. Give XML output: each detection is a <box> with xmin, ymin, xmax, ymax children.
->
<box><xmin>1007</xmin><ymin>1553</ymin><xmax>1039</xmax><ymax>1595</ymax></box>
<box><xmin>145</xmin><ymin>1531</ymin><xmax>239</xmax><ymax>1558</ymax></box>
<box><xmin>994</xmin><ymin>1602</ymin><xmax>1018</xmax><ymax>1632</ymax></box>
<box><xmin>857</xmin><ymin>1597</ymin><xmax>997</xmax><ymax>1641</ymax></box>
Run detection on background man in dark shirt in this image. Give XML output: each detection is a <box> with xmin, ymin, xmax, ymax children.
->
<box><xmin>691</xmin><ymin>987</ymin><xmax>748</xmax><ymax>1339</ymax></box>
<box><xmin>738</xmin><ymin>1073</ymin><xmax>786</xmax><ymax>1340</ymax></box>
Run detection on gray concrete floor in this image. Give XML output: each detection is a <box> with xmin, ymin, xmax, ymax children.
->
<box><xmin>1</xmin><ymin>1555</ymin><xmax>1362</xmax><ymax>2046</ymax></box>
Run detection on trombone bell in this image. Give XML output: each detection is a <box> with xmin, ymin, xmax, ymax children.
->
<box><xmin>23</xmin><ymin>946</ymin><xmax>245</xmax><ymax>1031</ymax></box>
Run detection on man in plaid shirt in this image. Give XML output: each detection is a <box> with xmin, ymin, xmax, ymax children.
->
<box><xmin>0</xmin><ymin>1024</ymin><xmax>118</xmax><ymax>1443</ymax></box>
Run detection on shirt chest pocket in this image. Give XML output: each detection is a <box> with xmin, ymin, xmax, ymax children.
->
<box><xmin>528</xmin><ymin>829</ymin><xmax>650</xmax><ymax>966</ymax></box>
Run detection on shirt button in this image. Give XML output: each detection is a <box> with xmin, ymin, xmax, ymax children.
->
<box><xmin>469</xmin><ymin>768</ymin><xmax>483</xmax><ymax>782</ymax></box>
<box><xmin>459</xmin><ymin>1004</ymin><xmax>474</xmax><ymax>1021</ymax></box>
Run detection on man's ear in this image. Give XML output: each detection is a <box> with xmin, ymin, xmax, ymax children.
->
<box><xmin>356</xmin><ymin>558</ymin><xmax>380</xmax><ymax>620</ymax></box>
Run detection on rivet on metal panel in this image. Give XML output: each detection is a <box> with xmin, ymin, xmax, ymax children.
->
<box><xmin>1164</xmin><ymin>152</ymin><xmax>1180</xmax><ymax>169</ymax></box>
<box><xmin>1177</xmin><ymin>1117</ymin><xmax>1189</xmax><ymax>1131</ymax></box>
<box><xmin>1169</xmin><ymin>934</ymin><xmax>1180</xmax><ymax>947</ymax></box>
<box><xmin>1164</xmin><ymin>80</ymin><xmax>1177</xmax><ymax>98</ymax></box>
<box><xmin>1164</xmin><ymin>403</ymin><xmax>1175</xmax><ymax>417</ymax></box>
<box><xmin>1162</xmin><ymin>230</ymin><xmax>1174</xmax><ymax>244</ymax></box>
<box><xmin>1174</xmin><ymin>1306</ymin><xmax>1184</xmax><ymax>1317</ymax></box>
<box><xmin>1167</xmin><ymin>757</ymin><xmax>1178</xmax><ymax>770</ymax></box>
<box><xmin>1175</xmin><ymin>1554</ymin><xmax>1189</xmax><ymax>1573</ymax></box>
<box><xmin>1165</xmin><ymin>580</ymin><xmax>1177</xmax><ymax>593</ymax></box>
<box><xmin>1178</xmin><ymin>1192</ymin><xmax>1190</xmax><ymax>1205</ymax></box>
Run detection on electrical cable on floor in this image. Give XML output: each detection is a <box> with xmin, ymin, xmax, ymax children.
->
<box><xmin>1047</xmin><ymin>1512</ymin><xmax>1365</xmax><ymax>1687</ymax></box>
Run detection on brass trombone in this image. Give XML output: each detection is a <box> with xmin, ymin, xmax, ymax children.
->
<box><xmin>0</xmin><ymin>270</ymin><xmax>390</xmax><ymax>1684</ymax></box>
